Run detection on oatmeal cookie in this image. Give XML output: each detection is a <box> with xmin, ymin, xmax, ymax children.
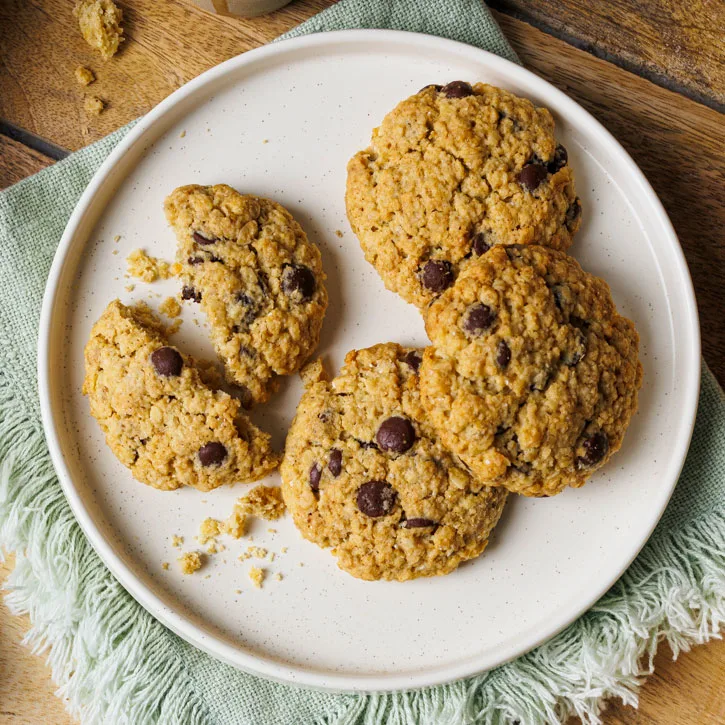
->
<box><xmin>281</xmin><ymin>344</ymin><xmax>508</xmax><ymax>581</ymax></box>
<box><xmin>420</xmin><ymin>245</ymin><xmax>642</xmax><ymax>496</ymax></box>
<box><xmin>165</xmin><ymin>184</ymin><xmax>328</xmax><ymax>406</ymax></box>
<box><xmin>346</xmin><ymin>81</ymin><xmax>580</xmax><ymax>308</ymax></box>
<box><xmin>83</xmin><ymin>300</ymin><xmax>279</xmax><ymax>492</ymax></box>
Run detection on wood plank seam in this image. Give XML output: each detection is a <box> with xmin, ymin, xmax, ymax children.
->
<box><xmin>0</xmin><ymin>120</ymin><xmax>69</xmax><ymax>160</ymax></box>
<box><xmin>489</xmin><ymin>1</ymin><xmax>725</xmax><ymax>114</ymax></box>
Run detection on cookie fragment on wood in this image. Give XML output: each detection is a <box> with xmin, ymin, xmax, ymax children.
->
<box><xmin>74</xmin><ymin>0</ymin><xmax>124</xmax><ymax>60</ymax></box>
<box><xmin>75</xmin><ymin>65</ymin><xmax>96</xmax><ymax>85</ymax></box>
<box><xmin>83</xmin><ymin>95</ymin><xmax>105</xmax><ymax>116</ymax></box>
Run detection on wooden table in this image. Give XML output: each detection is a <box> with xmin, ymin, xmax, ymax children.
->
<box><xmin>1</xmin><ymin>1</ymin><xmax>724</xmax><ymax>722</ymax></box>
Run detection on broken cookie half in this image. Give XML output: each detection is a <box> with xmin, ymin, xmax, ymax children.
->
<box><xmin>83</xmin><ymin>300</ymin><xmax>280</xmax><ymax>491</ymax></box>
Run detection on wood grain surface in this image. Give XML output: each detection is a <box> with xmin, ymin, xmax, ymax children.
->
<box><xmin>1</xmin><ymin>1</ymin><xmax>724</xmax><ymax>723</ymax></box>
<box><xmin>492</xmin><ymin>0</ymin><xmax>725</xmax><ymax>112</ymax></box>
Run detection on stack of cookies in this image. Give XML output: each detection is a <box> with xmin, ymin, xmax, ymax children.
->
<box><xmin>281</xmin><ymin>81</ymin><xmax>642</xmax><ymax>581</ymax></box>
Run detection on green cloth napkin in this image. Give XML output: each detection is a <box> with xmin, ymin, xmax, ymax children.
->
<box><xmin>1</xmin><ymin>1</ymin><xmax>724</xmax><ymax>723</ymax></box>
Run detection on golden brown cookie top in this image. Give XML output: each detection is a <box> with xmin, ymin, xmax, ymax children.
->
<box><xmin>346</xmin><ymin>81</ymin><xmax>580</xmax><ymax>308</ymax></box>
<box><xmin>281</xmin><ymin>343</ymin><xmax>507</xmax><ymax>581</ymax></box>
<box><xmin>420</xmin><ymin>245</ymin><xmax>642</xmax><ymax>496</ymax></box>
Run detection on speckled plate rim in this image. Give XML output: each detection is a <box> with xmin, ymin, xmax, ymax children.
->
<box><xmin>38</xmin><ymin>29</ymin><xmax>701</xmax><ymax>693</ymax></box>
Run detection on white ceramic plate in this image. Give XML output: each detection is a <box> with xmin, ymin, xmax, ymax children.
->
<box><xmin>39</xmin><ymin>30</ymin><xmax>700</xmax><ymax>692</ymax></box>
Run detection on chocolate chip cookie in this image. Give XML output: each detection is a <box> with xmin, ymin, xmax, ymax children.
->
<box><xmin>346</xmin><ymin>82</ymin><xmax>580</xmax><ymax>308</ymax></box>
<box><xmin>83</xmin><ymin>300</ymin><xmax>280</xmax><ymax>491</ymax></box>
<box><xmin>419</xmin><ymin>245</ymin><xmax>642</xmax><ymax>497</ymax></box>
<box><xmin>280</xmin><ymin>344</ymin><xmax>508</xmax><ymax>581</ymax></box>
<box><xmin>164</xmin><ymin>184</ymin><xmax>328</xmax><ymax>406</ymax></box>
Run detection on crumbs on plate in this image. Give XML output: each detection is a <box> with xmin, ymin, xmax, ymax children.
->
<box><xmin>159</xmin><ymin>296</ymin><xmax>182</xmax><ymax>318</ymax></box>
<box><xmin>248</xmin><ymin>566</ymin><xmax>265</xmax><ymax>589</ymax></box>
<box><xmin>178</xmin><ymin>551</ymin><xmax>204</xmax><ymax>575</ymax></box>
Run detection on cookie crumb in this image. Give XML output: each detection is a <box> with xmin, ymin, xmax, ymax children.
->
<box><xmin>126</xmin><ymin>249</ymin><xmax>174</xmax><ymax>282</ymax></box>
<box><xmin>124</xmin><ymin>284</ymin><xmax>135</xmax><ymax>292</ymax></box>
<box><xmin>224</xmin><ymin>509</ymin><xmax>247</xmax><ymax>539</ymax></box>
<box><xmin>167</xmin><ymin>318</ymin><xmax>183</xmax><ymax>335</ymax></box>
<box><xmin>262</xmin><ymin>139</ymin><xmax>269</xmax><ymax>144</ymax></box>
<box><xmin>206</xmin><ymin>542</ymin><xmax>219</xmax><ymax>554</ymax></box>
<box><xmin>179</xmin><ymin>130</ymin><xmax>186</xmax><ymax>138</ymax></box>
<box><xmin>74</xmin><ymin>0</ymin><xmax>124</xmax><ymax>59</ymax></box>
<box><xmin>159</xmin><ymin>296</ymin><xmax>182</xmax><ymax>319</ymax></box>
<box><xmin>75</xmin><ymin>65</ymin><xmax>95</xmax><ymax>86</ymax></box>
<box><xmin>178</xmin><ymin>551</ymin><xmax>203</xmax><ymax>574</ymax></box>
<box><xmin>161</xmin><ymin>562</ymin><xmax>169</xmax><ymax>571</ymax></box>
<box><xmin>248</xmin><ymin>566</ymin><xmax>265</xmax><ymax>588</ymax></box>
<box><xmin>198</xmin><ymin>517</ymin><xmax>223</xmax><ymax>545</ymax></box>
<box><xmin>236</xmin><ymin>485</ymin><xmax>286</xmax><ymax>521</ymax></box>
<box><xmin>275</xmin><ymin>573</ymin><xmax>283</xmax><ymax>582</ymax></box>
<box><xmin>300</xmin><ymin>359</ymin><xmax>328</xmax><ymax>387</ymax></box>
<box><xmin>235</xmin><ymin>589</ymin><xmax>242</xmax><ymax>595</ymax></box>
<box><xmin>113</xmin><ymin>234</ymin><xmax>121</xmax><ymax>242</ymax></box>
<box><xmin>267</xmin><ymin>528</ymin><xmax>277</xmax><ymax>534</ymax></box>
<box><xmin>84</xmin><ymin>96</ymin><xmax>105</xmax><ymax>116</ymax></box>
<box><xmin>281</xmin><ymin>546</ymin><xmax>288</xmax><ymax>554</ymax></box>
<box><xmin>112</xmin><ymin>249</ymin><xmax>118</xmax><ymax>255</ymax></box>
<box><xmin>335</xmin><ymin>229</ymin><xmax>344</xmax><ymax>238</ymax></box>
<box><xmin>247</xmin><ymin>546</ymin><xmax>268</xmax><ymax>560</ymax></box>
<box><xmin>171</xmin><ymin>534</ymin><xmax>184</xmax><ymax>548</ymax></box>
<box><xmin>269</xmin><ymin>552</ymin><xmax>276</xmax><ymax>562</ymax></box>
<box><xmin>238</xmin><ymin>552</ymin><xmax>251</xmax><ymax>562</ymax></box>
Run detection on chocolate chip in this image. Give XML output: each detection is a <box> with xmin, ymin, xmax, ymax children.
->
<box><xmin>150</xmin><ymin>347</ymin><xmax>183</xmax><ymax>377</ymax></box>
<box><xmin>198</xmin><ymin>442</ymin><xmax>227</xmax><ymax>467</ymax></box>
<box><xmin>548</xmin><ymin>144</ymin><xmax>568</xmax><ymax>173</ymax></box>
<box><xmin>471</xmin><ymin>232</ymin><xmax>491</xmax><ymax>256</ymax></box>
<box><xmin>570</xmin><ymin>315</ymin><xmax>589</xmax><ymax>330</ymax></box>
<box><xmin>577</xmin><ymin>431</ymin><xmax>609</xmax><ymax>468</ymax></box>
<box><xmin>563</xmin><ymin>348</ymin><xmax>584</xmax><ymax>367</ymax></box>
<box><xmin>496</xmin><ymin>340</ymin><xmax>511</xmax><ymax>369</ymax></box>
<box><xmin>563</xmin><ymin>330</ymin><xmax>586</xmax><ymax>367</ymax></box>
<box><xmin>376</xmin><ymin>416</ymin><xmax>416</xmax><ymax>453</ymax></box>
<box><xmin>401</xmin><ymin>350</ymin><xmax>422</xmax><ymax>372</ymax></box>
<box><xmin>188</xmin><ymin>256</ymin><xmax>204</xmax><ymax>265</ymax></box>
<box><xmin>328</xmin><ymin>449</ymin><xmax>342</xmax><ymax>477</ymax></box>
<box><xmin>309</xmin><ymin>463</ymin><xmax>322</xmax><ymax>492</ymax></box>
<box><xmin>193</xmin><ymin>231</ymin><xmax>216</xmax><ymax>245</ymax></box>
<box><xmin>181</xmin><ymin>285</ymin><xmax>201</xmax><ymax>303</ymax></box>
<box><xmin>566</xmin><ymin>197</ymin><xmax>582</xmax><ymax>229</ymax></box>
<box><xmin>551</xmin><ymin>284</ymin><xmax>567</xmax><ymax>311</ymax></box>
<box><xmin>441</xmin><ymin>81</ymin><xmax>474</xmax><ymax>99</ymax></box>
<box><xmin>463</xmin><ymin>303</ymin><xmax>496</xmax><ymax>335</ymax></box>
<box><xmin>402</xmin><ymin>518</ymin><xmax>438</xmax><ymax>529</ymax></box>
<box><xmin>420</xmin><ymin>84</ymin><xmax>443</xmax><ymax>93</ymax></box>
<box><xmin>236</xmin><ymin>293</ymin><xmax>259</xmax><ymax>324</ymax></box>
<box><xmin>358</xmin><ymin>440</ymin><xmax>379</xmax><ymax>450</ymax></box>
<box><xmin>356</xmin><ymin>481</ymin><xmax>397</xmax><ymax>517</ymax></box>
<box><xmin>421</xmin><ymin>260</ymin><xmax>453</xmax><ymax>293</ymax></box>
<box><xmin>282</xmin><ymin>264</ymin><xmax>316</xmax><ymax>301</ymax></box>
<box><xmin>518</xmin><ymin>162</ymin><xmax>548</xmax><ymax>191</ymax></box>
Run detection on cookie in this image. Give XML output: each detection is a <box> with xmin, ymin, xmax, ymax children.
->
<box><xmin>164</xmin><ymin>184</ymin><xmax>328</xmax><ymax>406</ymax></box>
<box><xmin>346</xmin><ymin>81</ymin><xmax>580</xmax><ymax>308</ymax></box>
<box><xmin>83</xmin><ymin>300</ymin><xmax>280</xmax><ymax>492</ymax></box>
<box><xmin>281</xmin><ymin>344</ymin><xmax>508</xmax><ymax>581</ymax></box>
<box><xmin>419</xmin><ymin>245</ymin><xmax>642</xmax><ymax>497</ymax></box>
